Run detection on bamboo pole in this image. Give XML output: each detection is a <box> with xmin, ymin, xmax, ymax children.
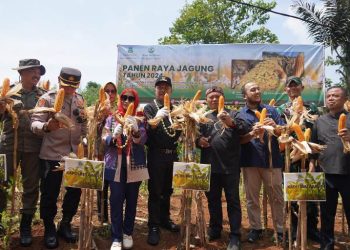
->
<box><xmin>283</xmin><ymin>142</ymin><xmax>293</xmax><ymax>250</ymax></box>
<box><xmin>300</xmin><ymin>157</ymin><xmax>307</xmax><ymax>250</ymax></box>
<box><xmin>78</xmin><ymin>189</ymin><xmax>86</xmax><ymax>250</ymax></box>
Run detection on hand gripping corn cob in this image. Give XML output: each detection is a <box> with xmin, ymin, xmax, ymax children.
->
<box><xmin>338</xmin><ymin>113</ymin><xmax>350</xmax><ymax>153</ymax></box>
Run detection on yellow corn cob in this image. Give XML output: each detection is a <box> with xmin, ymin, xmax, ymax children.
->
<box><xmin>268</xmin><ymin>99</ymin><xmax>276</xmax><ymax>106</ymax></box>
<box><xmin>295</xmin><ymin>96</ymin><xmax>303</xmax><ymax>113</ymax></box>
<box><xmin>99</xmin><ymin>87</ymin><xmax>106</xmax><ymax>103</ymax></box>
<box><xmin>294</xmin><ymin>53</ymin><xmax>304</xmax><ymax>77</ymax></box>
<box><xmin>218</xmin><ymin>95</ymin><xmax>224</xmax><ymax>113</ymax></box>
<box><xmin>259</xmin><ymin>108</ymin><xmax>267</xmax><ymax>124</ymax></box>
<box><xmin>304</xmin><ymin>128</ymin><xmax>311</xmax><ymax>142</ymax></box>
<box><xmin>42</xmin><ymin>80</ymin><xmax>50</xmax><ymax>91</ymax></box>
<box><xmin>190</xmin><ymin>90</ymin><xmax>201</xmax><ymax>111</ymax></box>
<box><xmin>164</xmin><ymin>93</ymin><xmax>170</xmax><ymax>110</ymax></box>
<box><xmin>338</xmin><ymin>113</ymin><xmax>346</xmax><ymax>132</ymax></box>
<box><xmin>1</xmin><ymin>78</ymin><xmax>10</xmax><ymax>97</ymax></box>
<box><xmin>254</xmin><ymin>110</ymin><xmax>261</xmax><ymax>120</ymax></box>
<box><xmin>291</xmin><ymin>123</ymin><xmax>305</xmax><ymax>141</ymax></box>
<box><xmin>124</xmin><ymin>102</ymin><xmax>134</xmax><ymax>117</ymax></box>
<box><xmin>53</xmin><ymin>88</ymin><xmax>65</xmax><ymax>112</ymax></box>
<box><xmin>76</xmin><ymin>142</ymin><xmax>84</xmax><ymax>159</ymax></box>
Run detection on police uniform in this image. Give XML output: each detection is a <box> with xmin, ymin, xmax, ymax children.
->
<box><xmin>0</xmin><ymin>59</ymin><xmax>46</xmax><ymax>246</ymax></box>
<box><xmin>31</xmin><ymin>67</ymin><xmax>87</xmax><ymax>248</ymax></box>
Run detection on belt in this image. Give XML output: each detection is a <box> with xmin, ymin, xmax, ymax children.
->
<box><xmin>159</xmin><ymin>149</ymin><xmax>177</xmax><ymax>154</ymax></box>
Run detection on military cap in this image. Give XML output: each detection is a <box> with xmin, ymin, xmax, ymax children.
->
<box><xmin>59</xmin><ymin>67</ymin><xmax>81</xmax><ymax>89</ymax></box>
<box><xmin>12</xmin><ymin>58</ymin><xmax>46</xmax><ymax>75</ymax></box>
<box><xmin>286</xmin><ymin>76</ymin><xmax>302</xmax><ymax>86</ymax></box>
<box><xmin>155</xmin><ymin>75</ymin><xmax>172</xmax><ymax>87</ymax></box>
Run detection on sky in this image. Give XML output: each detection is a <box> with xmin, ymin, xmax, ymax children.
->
<box><xmin>0</xmin><ymin>0</ymin><xmax>339</xmax><ymax>89</ymax></box>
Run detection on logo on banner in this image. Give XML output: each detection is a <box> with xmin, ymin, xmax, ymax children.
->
<box><xmin>128</xmin><ymin>47</ymin><xmax>133</xmax><ymax>53</ymax></box>
<box><xmin>148</xmin><ymin>47</ymin><xmax>155</xmax><ymax>54</ymax></box>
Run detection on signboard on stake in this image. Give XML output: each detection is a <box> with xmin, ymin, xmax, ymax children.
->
<box><xmin>172</xmin><ymin>162</ymin><xmax>210</xmax><ymax>191</ymax></box>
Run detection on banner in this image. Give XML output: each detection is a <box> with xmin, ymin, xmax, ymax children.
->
<box><xmin>172</xmin><ymin>162</ymin><xmax>210</xmax><ymax>191</ymax></box>
<box><xmin>283</xmin><ymin>172</ymin><xmax>326</xmax><ymax>201</ymax></box>
<box><xmin>63</xmin><ymin>158</ymin><xmax>104</xmax><ymax>190</ymax></box>
<box><xmin>117</xmin><ymin>44</ymin><xmax>324</xmax><ymax>105</ymax></box>
<box><xmin>0</xmin><ymin>154</ymin><xmax>6</xmax><ymax>182</ymax></box>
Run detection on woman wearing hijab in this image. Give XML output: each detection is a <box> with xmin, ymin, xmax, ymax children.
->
<box><xmin>102</xmin><ymin>88</ymin><xmax>149</xmax><ymax>250</ymax></box>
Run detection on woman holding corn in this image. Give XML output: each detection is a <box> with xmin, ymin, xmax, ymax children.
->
<box><xmin>102</xmin><ymin>88</ymin><xmax>149</xmax><ymax>250</ymax></box>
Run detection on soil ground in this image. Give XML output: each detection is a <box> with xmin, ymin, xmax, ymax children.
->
<box><xmin>6</xmin><ymin>190</ymin><xmax>350</xmax><ymax>250</ymax></box>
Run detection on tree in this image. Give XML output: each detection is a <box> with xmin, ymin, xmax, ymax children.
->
<box><xmin>80</xmin><ymin>81</ymin><xmax>101</xmax><ymax>106</ymax></box>
<box><xmin>293</xmin><ymin>0</ymin><xmax>350</xmax><ymax>91</ymax></box>
<box><xmin>159</xmin><ymin>0</ymin><xmax>279</xmax><ymax>44</ymax></box>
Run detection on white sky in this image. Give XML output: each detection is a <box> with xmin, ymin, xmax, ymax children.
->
<box><xmin>0</xmin><ymin>0</ymin><xmax>339</xmax><ymax>89</ymax></box>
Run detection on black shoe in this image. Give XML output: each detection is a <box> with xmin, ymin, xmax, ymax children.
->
<box><xmin>147</xmin><ymin>227</ymin><xmax>160</xmax><ymax>246</ymax></box>
<box><xmin>20</xmin><ymin>214</ymin><xmax>33</xmax><ymax>247</ymax></box>
<box><xmin>58</xmin><ymin>221</ymin><xmax>77</xmax><ymax>243</ymax></box>
<box><xmin>247</xmin><ymin>229</ymin><xmax>263</xmax><ymax>243</ymax></box>
<box><xmin>308</xmin><ymin>230</ymin><xmax>321</xmax><ymax>243</ymax></box>
<box><xmin>227</xmin><ymin>236</ymin><xmax>241</xmax><ymax>250</ymax></box>
<box><xmin>207</xmin><ymin>228</ymin><xmax>221</xmax><ymax>241</ymax></box>
<box><xmin>44</xmin><ymin>221</ymin><xmax>58</xmax><ymax>249</ymax></box>
<box><xmin>160</xmin><ymin>220</ymin><xmax>180</xmax><ymax>232</ymax></box>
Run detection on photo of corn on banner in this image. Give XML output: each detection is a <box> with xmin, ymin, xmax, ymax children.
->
<box><xmin>117</xmin><ymin>44</ymin><xmax>324</xmax><ymax>105</ymax></box>
<box><xmin>172</xmin><ymin>162</ymin><xmax>211</xmax><ymax>191</ymax></box>
<box><xmin>0</xmin><ymin>154</ymin><xmax>6</xmax><ymax>182</ymax></box>
<box><xmin>283</xmin><ymin>172</ymin><xmax>326</xmax><ymax>201</ymax></box>
<box><xmin>63</xmin><ymin>158</ymin><xmax>105</xmax><ymax>190</ymax></box>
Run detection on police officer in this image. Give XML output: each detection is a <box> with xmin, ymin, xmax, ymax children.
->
<box><xmin>31</xmin><ymin>67</ymin><xmax>87</xmax><ymax>249</ymax></box>
<box><xmin>144</xmin><ymin>75</ymin><xmax>181</xmax><ymax>246</ymax></box>
<box><xmin>277</xmin><ymin>76</ymin><xmax>320</xmax><ymax>243</ymax></box>
<box><xmin>0</xmin><ymin>59</ymin><xmax>46</xmax><ymax>246</ymax></box>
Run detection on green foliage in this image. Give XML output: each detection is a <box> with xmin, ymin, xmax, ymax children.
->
<box><xmin>159</xmin><ymin>0</ymin><xmax>279</xmax><ymax>44</ymax></box>
<box><xmin>293</xmin><ymin>0</ymin><xmax>350</xmax><ymax>91</ymax></box>
<box><xmin>80</xmin><ymin>81</ymin><xmax>101</xmax><ymax>106</ymax></box>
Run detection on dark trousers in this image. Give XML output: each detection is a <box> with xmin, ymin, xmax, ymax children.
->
<box><xmin>291</xmin><ymin>202</ymin><xmax>319</xmax><ymax>235</ymax></box>
<box><xmin>40</xmin><ymin>160</ymin><xmax>81</xmax><ymax>222</ymax></box>
<box><xmin>109</xmin><ymin>165</ymin><xmax>141</xmax><ymax>241</ymax></box>
<box><xmin>147</xmin><ymin>159</ymin><xmax>174</xmax><ymax>227</ymax></box>
<box><xmin>97</xmin><ymin>180</ymin><xmax>109</xmax><ymax>221</ymax></box>
<box><xmin>205</xmin><ymin>172</ymin><xmax>241</xmax><ymax>238</ymax></box>
<box><xmin>320</xmin><ymin>174</ymin><xmax>350</xmax><ymax>249</ymax></box>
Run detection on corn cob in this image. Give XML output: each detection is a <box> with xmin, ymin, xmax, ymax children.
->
<box><xmin>295</xmin><ymin>96</ymin><xmax>303</xmax><ymax>113</ymax></box>
<box><xmin>259</xmin><ymin>108</ymin><xmax>267</xmax><ymax>124</ymax></box>
<box><xmin>304</xmin><ymin>128</ymin><xmax>311</xmax><ymax>142</ymax></box>
<box><xmin>291</xmin><ymin>123</ymin><xmax>305</xmax><ymax>141</ymax></box>
<box><xmin>190</xmin><ymin>90</ymin><xmax>201</xmax><ymax>111</ymax></box>
<box><xmin>164</xmin><ymin>93</ymin><xmax>170</xmax><ymax>110</ymax></box>
<box><xmin>99</xmin><ymin>87</ymin><xmax>106</xmax><ymax>103</ymax></box>
<box><xmin>76</xmin><ymin>142</ymin><xmax>84</xmax><ymax>159</ymax></box>
<box><xmin>268</xmin><ymin>99</ymin><xmax>276</xmax><ymax>106</ymax></box>
<box><xmin>338</xmin><ymin>113</ymin><xmax>346</xmax><ymax>132</ymax></box>
<box><xmin>218</xmin><ymin>95</ymin><xmax>224</xmax><ymax>113</ymax></box>
<box><xmin>124</xmin><ymin>102</ymin><xmax>134</xmax><ymax>117</ymax></box>
<box><xmin>53</xmin><ymin>88</ymin><xmax>65</xmax><ymax>112</ymax></box>
<box><xmin>1</xmin><ymin>78</ymin><xmax>10</xmax><ymax>97</ymax></box>
<box><xmin>42</xmin><ymin>80</ymin><xmax>50</xmax><ymax>91</ymax></box>
<box><xmin>294</xmin><ymin>53</ymin><xmax>304</xmax><ymax>77</ymax></box>
<box><xmin>254</xmin><ymin>110</ymin><xmax>261</xmax><ymax>120</ymax></box>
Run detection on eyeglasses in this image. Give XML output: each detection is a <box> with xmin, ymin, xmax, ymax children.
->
<box><xmin>105</xmin><ymin>89</ymin><xmax>116</xmax><ymax>94</ymax></box>
<box><xmin>121</xmin><ymin>95</ymin><xmax>135</xmax><ymax>102</ymax></box>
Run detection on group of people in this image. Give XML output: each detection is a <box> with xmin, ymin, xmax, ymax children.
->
<box><xmin>0</xmin><ymin>58</ymin><xmax>349</xmax><ymax>250</ymax></box>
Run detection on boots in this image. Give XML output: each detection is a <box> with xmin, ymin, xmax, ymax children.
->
<box><xmin>58</xmin><ymin>216</ymin><xmax>77</xmax><ymax>243</ymax></box>
<box><xmin>20</xmin><ymin>214</ymin><xmax>33</xmax><ymax>247</ymax></box>
<box><xmin>44</xmin><ymin>220</ymin><xmax>58</xmax><ymax>249</ymax></box>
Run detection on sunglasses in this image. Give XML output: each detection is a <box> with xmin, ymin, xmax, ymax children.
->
<box><xmin>121</xmin><ymin>95</ymin><xmax>135</xmax><ymax>102</ymax></box>
<box><xmin>105</xmin><ymin>89</ymin><xmax>116</xmax><ymax>94</ymax></box>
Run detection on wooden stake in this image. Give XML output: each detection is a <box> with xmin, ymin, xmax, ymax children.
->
<box><xmin>300</xmin><ymin>157</ymin><xmax>307</xmax><ymax>250</ymax></box>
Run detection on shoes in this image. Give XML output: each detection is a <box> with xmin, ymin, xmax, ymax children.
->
<box><xmin>147</xmin><ymin>227</ymin><xmax>160</xmax><ymax>246</ymax></box>
<box><xmin>58</xmin><ymin>220</ymin><xmax>78</xmax><ymax>243</ymax></box>
<box><xmin>207</xmin><ymin>228</ymin><xmax>221</xmax><ymax>241</ymax></box>
<box><xmin>160</xmin><ymin>220</ymin><xmax>180</xmax><ymax>232</ymax></box>
<box><xmin>110</xmin><ymin>240</ymin><xmax>122</xmax><ymax>250</ymax></box>
<box><xmin>308</xmin><ymin>230</ymin><xmax>321</xmax><ymax>243</ymax></box>
<box><xmin>44</xmin><ymin>221</ymin><xmax>58</xmax><ymax>249</ymax></box>
<box><xmin>123</xmin><ymin>234</ymin><xmax>133</xmax><ymax>249</ymax></box>
<box><xmin>247</xmin><ymin>229</ymin><xmax>263</xmax><ymax>243</ymax></box>
<box><xmin>227</xmin><ymin>236</ymin><xmax>241</xmax><ymax>250</ymax></box>
<box><xmin>20</xmin><ymin>214</ymin><xmax>33</xmax><ymax>247</ymax></box>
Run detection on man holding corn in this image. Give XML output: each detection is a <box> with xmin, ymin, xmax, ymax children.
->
<box><xmin>31</xmin><ymin>67</ymin><xmax>87</xmax><ymax>249</ymax></box>
<box><xmin>144</xmin><ymin>75</ymin><xmax>181</xmax><ymax>246</ymax></box>
<box><xmin>0</xmin><ymin>59</ymin><xmax>47</xmax><ymax>246</ymax></box>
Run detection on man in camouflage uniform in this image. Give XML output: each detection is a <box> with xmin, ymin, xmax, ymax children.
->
<box><xmin>277</xmin><ymin>76</ymin><xmax>320</xmax><ymax>243</ymax></box>
<box><xmin>0</xmin><ymin>59</ymin><xmax>46</xmax><ymax>246</ymax></box>
<box><xmin>31</xmin><ymin>67</ymin><xmax>87</xmax><ymax>249</ymax></box>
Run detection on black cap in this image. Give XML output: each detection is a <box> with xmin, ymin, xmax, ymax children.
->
<box><xmin>286</xmin><ymin>76</ymin><xmax>302</xmax><ymax>86</ymax></box>
<box><xmin>12</xmin><ymin>59</ymin><xmax>46</xmax><ymax>75</ymax></box>
<box><xmin>59</xmin><ymin>67</ymin><xmax>81</xmax><ymax>89</ymax></box>
<box><xmin>155</xmin><ymin>75</ymin><xmax>172</xmax><ymax>87</ymax></box>
<box><xmin>205</xmin><ymin>86</ymin><xmax>224</xmax><ymax>96</ymax></box>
